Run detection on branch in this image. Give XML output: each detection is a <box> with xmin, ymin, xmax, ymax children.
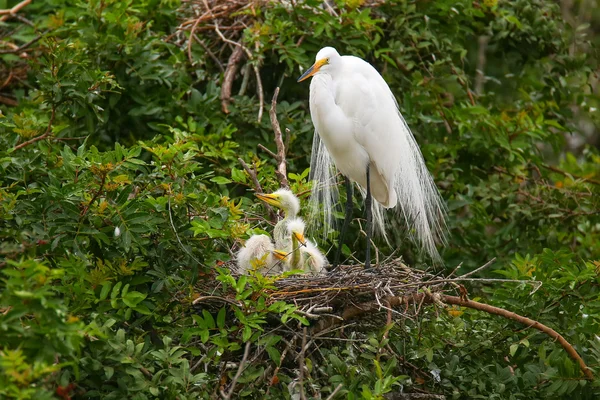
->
<box><xmin>326</xmin><ymin>383</ymin><xmax>344</xmax><ymax>400</ymax></box>
<box><xmin>238</xmin><ymin>157</ymin><xmax>277</xmax><ymax>222</ymax></box>
<box><xmin>0</xmin><ymin>0</ymin><xmax>31</xmax><ymax>22</ymax></box>
<box><xmin>214</xmin><ymin>22</ymin><xmax>263</xmax><ymax>121</ymax></box>
<box><xmin>269</xmin><ymin>87</ymin><xmax>290</xmax><ymax>189</ymax></box>
<box><xmin>0</xmin><ymin>31</ymin><xmax>47</xmax><ymax>54</ymax></box>
<box><xmin>440</xmin><ymin>294</ymin><xmax>594</xmax><ymax>380</ymax></box>
<box><xmin>298</xmin><ymin>327</ymin><xmax>307</xmax><ymax>400</ymax></box>
<box><xmin>220</xmin><ymin>341</ymin><xmax>251</xmax><ymax>400</ymax></box>
<box><xmin>220</xmin><ymin>45</ymin><xmax>244</xmax><ymax>114</ymax></box>
<box><xmin>12</xmin><ymin>107</ymin><xmax>56</xmax><ymax>151</ymax></box>
<box><xmin>325</xmin><ymin>292</ymin><xmax>594</xmax><ymax>381</ymax></box>
<box><xmin>541</xmin><ymin>164</ymin><xmax>600</xmax><ymax>186</ymax></box>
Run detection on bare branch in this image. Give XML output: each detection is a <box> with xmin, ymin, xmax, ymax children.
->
<box><xmin>0</xmin><ymin>0</ymin><xmax>31</xmax><ymax>22</ymax></box>
<box><xmin>12</xmin><ymin>106</ymin><xmax>56</xmax><ymax>151</ymax></box>
<box><xmin>270</xmin><ymin>87</ymin><xmax>290</xmax><ymax>189</ymax></box>
<box><xmin>221</xmin><ymin>341</ymin><xmax>251</xmax><ymax>400</ymax></box>
<box><xmin>238</xmin><ymin>157</ymin><xmax>277</xmax><ymax>222</ymax></box>
<box><xmin>221</xmin><ymin>46</ymin><xmax>244</xmax><ymax>114</ymax></box>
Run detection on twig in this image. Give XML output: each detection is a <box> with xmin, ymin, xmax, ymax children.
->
<box><xmin>221</xmin><ymin>341</ymin><xmax>251</xmax><ymax>400</ymax></box>
<box><xmin>167</xmin><ymin>196</ymin><xmax>206</xmax><ymax>268</ymax></box>
<box><xmin>238</xmin><ymin>157</ymin><xmax>277</xmax><ymax>222</ymax></box>
<box><xmin>541</xmin><ymin>164</ymin><xmax>600</xmax><ymax>186</ymax></box>
<box><xmin>12</xmin><ymin>107</ymin><xmax>56</xmax><ymax>151</ymax></box>
<box><xmin>298</xmin><ymin>327</ymin><xmax>307</xmax><ymax>400</ymax></box>
<box><xmin>193</xmin><ymin>34</ymin><xmax>224</xmax><ymax>72</ymax></box>
<box><xmin>220</xmin><ymin>45</ymin><xmax>244</xmax><ymax>114</ymax></box>
<box><xmin>0</xmin><ymin>30</ymin><xmax>47</xmax><ymax>54</ymax></box>
<box><xmin>214</xmin><ymin>22</ymin><xmax>263</xmax><ymax>121</ymax></box>
<box><xmin>257</xmin><ymin>143</ymin><xmax>278</xmax><ymax>160</ymax></box>
<box><xmin>192</xmin><ymin>295</ymin><xmax>242</xmax><ymax>307</ymax></box>
<box><xmin>0</xmin><ymin>0</ymin><xmax>31</xmax><ymax>22</ymax></box>
<box><xmin>460</xmin><ymin>257</ymin><xmax>496</xmax><ymax>279</ymax></box>
<box><xmin>325</xmin><ymin>383</ymin><xmax>343</xmax><ymax>400</ymax></box>
<box><xmin>474</xmin><ymin>36</ymin><xmax>489</xmax><ymax>96</ymax></box>
<box><xmin>270</xmin><ymin>87</ymin><xmax>290</xmax><ymax>189</ymax></box>
<box><xmin>187</xmin><ymin>14</ymin><xmax>203</xmax><ymax>66</ymax></box>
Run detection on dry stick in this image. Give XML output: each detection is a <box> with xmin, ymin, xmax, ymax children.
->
<box><xmin>0</xmin><ymin>0</ymin><xmax>31</xmax><ymax>21</ymax></box>
<box><xmin>298</xmin><ymin>327</ymin><xmax>307</xmax><ymax>400</ymax></box>
<box><xmin>0</xmin><ymin>32</ymin><xmax>46</xmax><ymax>54</ymax></box>
<box><xmin>221</xmin><ymin>45</ymin><xmax>244</xmax><ymax>114</ymax></box>
<box><xmin>459</xmin><ymin>257</ymin><xmax>496</xmax><ymax>279</ymax></box>
<box><xmin>269</xmin><ymin>87</ymin><xmax>290</xmax><ymax>189</ymax></box>
<box><xmin>12</xmin><ymin>107</ymin><xmax>56</xmax><ymax>151</ymax></box>
<box><xmin>193</xmin><ymin>34</ymin><xmax>225</xmax><ymax>73</ymax></box>
<box><xmin>221</xmin><ymin>341</ymin><xmax>251</xmax><ymax>400</ymax></box>
<box><xmin>187</xmin><ymin>14</ymin><xmax>203</xmax><ymax>66</ymax></box>
<box><xmin>325</xmin><ymin>383</ymin><xmax>344</xmax><ymax>400</ymax></box>
<box><xmin>214</xmin><ymin>22</ymin><xmax>263</xmax><ymax>121</ymax></box>
<box><xmin>238</xmin><ymin>157</ymin><xmax>277</xmax><ymax>222</ymax></box>
<box><xmin>336</xmin><ymin>293</ymin><xmax>594</xmax><ymax>380</ymax></box>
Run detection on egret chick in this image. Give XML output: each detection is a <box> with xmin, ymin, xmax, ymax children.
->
<box><xmin>273</xmin><ymin>217</ymin><xmax>328</xmax><ymax>274</ymax></box>
<box><xmin>237</xmin><ymin>235</ymin><xmax>281</xmax><ymax>275</ymax></box>
<box><xmin>298</xmin><ymin>47</ymin><xmax>447</xmax><ymax>268</ymax></box>
<box><xmin>255</xmin><ymin>189</ymin><xmax>300</xmax><ymax>250</ymax></box>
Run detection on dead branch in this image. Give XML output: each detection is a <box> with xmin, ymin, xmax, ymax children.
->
<box><xmin>238</xmin><ymin>157</ymin><xmax>277</xmax><ymax>222</ymax></box>
<box><xmin>0</xmin><ymin>0</ymin><xmax>31</xmax><ymax>22</ymax></box>
<box><xmin>221</xmin><ymin>341</ymin><xmax>251</xmax><ymax>400</ymax></box>
<box><xmin>221</xmin><ymin>46</ymin><xmax>244</xmax><ymax>114</ymax></box>
<box><xmin>441</xmin><ymin>294</ymin><xmax>594</xmax><ymax>381</ymax></box>
<box><xmin>541</xmin><ymin>164</ymin><xmax>600</xmax><ymax>186</ymax></box>
<box><xmin>0</xmin><ymin>32</ymin><xmax>46</xmax><ymax>54</ymax></box>
<box><xmin>0</xmin><ymin>95</ymin><xmax>18</xmax><ymax>106</ymax></box>
<box><xmin>326</xmin><ymin>383</ymin><xmax>344</xmax><ymax>400</ymax></box>
<box><xmin>327</xmin><ymin>292</ymin><xmax>593</xmax><ymax>381</ymax></box>
<box><xmin>298</xmin><ymin>327</ymin><xmax>307</xmax><ymax>400</ymax></box>
<box><xmin>269</xmin><ymin>87</ymin><xmax>290</xmax><ymax>189</ymax></box>
<box><xmin>214</xmin><ymin>22</ymin><xmax>263</xmax><ymax>121</ymax></box>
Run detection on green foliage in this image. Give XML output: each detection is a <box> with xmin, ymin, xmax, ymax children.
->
<box><xmin>0</xmin><ymin>0</ymin><xmax>599</xmax><ymax>398</ymax></box>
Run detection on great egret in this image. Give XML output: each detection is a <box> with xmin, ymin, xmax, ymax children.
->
<box><xmin>272</xmin><ymin>217</ymin><xmax>327</xmax><ymax>274</ymax></box>
<box><xmin>297</xmin><ymin>47</ymin><xmax>447</xmax><ymax>268</ymax></box>
<box><xmin>255</xmin><ymin>189</ymin><xmax>300</xmax><ymax>250</ymax></box>
<box><xmin>237</xmin><ymin>234</ymin><xmax>281</xmax><ymax>275</ymax></box>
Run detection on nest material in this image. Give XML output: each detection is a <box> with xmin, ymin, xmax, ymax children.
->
<box><xmin>196</xmin><ymin>258</ymin><xmax>451</xmax><ymax>327</ymax></box>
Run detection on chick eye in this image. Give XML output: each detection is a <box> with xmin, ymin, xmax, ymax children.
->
<box><xmin>327</xmin><ymin>58</ymin><xmax>330</xmax><ymax>63</ymax></box>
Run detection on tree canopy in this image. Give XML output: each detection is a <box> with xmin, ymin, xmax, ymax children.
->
<box><xmin>1</xmin><ymin>0</ymin><xmax>599</xmax><ymax>399</ymax></box>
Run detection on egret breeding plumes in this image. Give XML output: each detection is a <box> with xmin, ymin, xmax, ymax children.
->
<box><xmin>237</xmin><ymin>234</ymin><xmax>282</xmax><ymax>275</ymax></box>
<box><xmin>298</xmin><ymin>47</ymin><xmax>447</xmax><ymax>267</ymax></box>
<box><xmin>273</xmin><ymin>217</ymin><xmax>327</xmax><ymax>274</ymax></box>
<box><xmin>255</xmin><ymin>189</ymin><xmax>300</xmax><ymax>250</ymax></box>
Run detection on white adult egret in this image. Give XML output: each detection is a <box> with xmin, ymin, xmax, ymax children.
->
<box><xmin>237</xmin><ymin>234</ymin><xmax>282</xmax><ymax>275</ymax></box>
<box><xmin>298</xmin><ymin>47</ymin><xmax>447</xmax><ymax>268</ymax></box>
<box><xmin>272</xmin><ymin>217</ymin><xmax>327</xmax><ymax>274</ymax></box>
<box><xmin>255</xmin><ymin>189</ymin><xmax>300</xmax><ymax>250</ymax></box>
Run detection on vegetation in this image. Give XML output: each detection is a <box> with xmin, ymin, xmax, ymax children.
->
<box><xmin>1</xmin><ymin>0</ymin><xmax>599</xmax><ymax>399</ymax></box>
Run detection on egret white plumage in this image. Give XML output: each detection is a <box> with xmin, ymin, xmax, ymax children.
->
<box><xmin>237</xmin><ymin>234</ymin><xmax>281</xmax><ymax>275</ymax></box>
<box><xmin>297</xmin><ymin>47</ymin><xmax>447</xmax><ymax>268</ymax></box>
<box><xmin>273</xmin><ymin>217</ymin><xmax>327</xmax><ymax>274</ymax></box>
<box><xmin>255</xmin><ymin>189</ymin><xmax>300</xmax><ymax>250</ymax></box>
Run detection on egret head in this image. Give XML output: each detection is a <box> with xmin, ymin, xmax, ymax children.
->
<box><xmin>297</xmin><ymin>47</ymin><xmax>341</xmax><ymax>82</ymax></box>
<box><xmin>287</xmin><ymin>217</ymin><xmax>307</xmax><ymax>246</ymax></box>
<box><xmin>255</xmin><ymin>189</ymin><xmax>300</xmax><ymax>216</ymax></box>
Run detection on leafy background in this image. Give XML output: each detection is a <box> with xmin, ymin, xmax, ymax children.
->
<box><xmin>0</xmin><ymin>0</ymin><xmax>599</xmax><ymax>399</ymax></box>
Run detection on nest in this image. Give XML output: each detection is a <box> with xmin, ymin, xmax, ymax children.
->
<box><xmin>193</xmin><ymin>258</ymin><xmax>454</xmax><ymax>333</ymax></box>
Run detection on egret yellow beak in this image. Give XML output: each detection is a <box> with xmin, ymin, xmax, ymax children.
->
<box><xmin>297</xmin><ymin>58</ymin><xmax>328</xmax><ymax>82</ymax></box>
<box><xmin>272</xmin><ymin>250</ymin><xmax>288</xmax><ymax>260</ymax></box>
<box><xmin>255</xmin><ymin>193</ymin><xmax>282</xmax><ymax>208</ymax></box>
<box><xmin>293</xmin><ymin>231</ymin><xmax>307</xmax><ymax>246</ymax></box>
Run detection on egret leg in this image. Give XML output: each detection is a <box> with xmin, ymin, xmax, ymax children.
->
<box><xmin>365</xmin><ymin>164</ymin><xmax>372</xmax><ymax>269</ymax></box>
<box><xmin>333</xmin><ymin>176</ymin><xmax>353</xmax><ymax>269</ymax></box>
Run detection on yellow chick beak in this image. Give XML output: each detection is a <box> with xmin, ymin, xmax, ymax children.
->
<box><xmin>272</xmin><ymin>250</ymin><xmax>288</xmax><ymax>260</ymax></box>
<box><xmin>255</xmin><ymin>193</ymin><xmax>282</xmax><ymax>208</ymax></box>
<box><xmin>293</xmin><ymin>232</ymin><xmax>307</xmax><ymax>246</ymax></box>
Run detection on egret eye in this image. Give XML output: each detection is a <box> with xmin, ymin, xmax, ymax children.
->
<box><xmin>327</xmin><ymin>57</ymin><xmax>330</xmax><ymax>63</ymax></box>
